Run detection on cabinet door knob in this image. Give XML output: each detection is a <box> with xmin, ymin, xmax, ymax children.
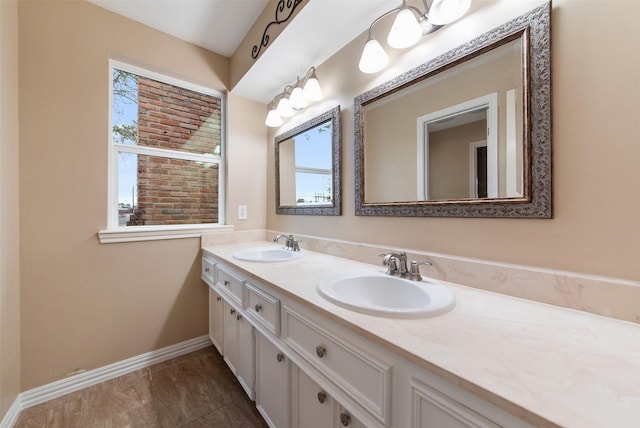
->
<box><xmin>230</xmin><ymin>308</ymin><xmax>236</xmax><ymax>315</ymax></box>
<box><xmin>317</xmin><ymin>392</ymin><xmax>327</xmax><ymax>404</ymax></box>
<box><xmin>224</xmin><ymin>280</ymin><xmax>230</xmax><ymax>286</ymax></box>
<box><xmin>205</xmin><ymin>267</ymin><xmax>210</xmax><ymax>273</ymax></box>
<box><xmin>216</xmin><ymin>296</ymin><xmax>221</xmax><ymax>302</ymax></box>
<box><xmin>315</xmin><ymin>345</ymin><xmax>326</xmax><ymax>358</ymax></box>
<box><xmin>254</xmin><ymin>304</ymin><xmax>262</xmax><ymax>312</ymax></box>
<box><xmin>340</xmin><ymin>413</ymin><xmax>350</xmax><ymax>426</ymax></box>
<box><xmin>276</xmin><ymin>353</ymin><xmax>284</xmax><ymax>362</ymax></box>
<box><xmin>236</xmin><ymin>314</ymin><xmax>242</xmax><ymax>321</ymax></box>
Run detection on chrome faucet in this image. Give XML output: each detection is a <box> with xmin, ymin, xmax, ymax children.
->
<box><xmin>380</xmin><ymin>251</ymin><xmax>432</xmax><ymax>281</ymax></box>
<box><xmin>273</xmin><ymin>234</ymin><xmax>302</xmax><ymax>252</ymax></box>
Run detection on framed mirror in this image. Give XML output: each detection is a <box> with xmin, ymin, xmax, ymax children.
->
<box><xmin>354</xmin><ymin>3</ymin><xmax>551</xmax><ymax>218</ymax></box>
<box><xmin>275</xmin><ymin>106</ymin><xmax>341</xmax><ymax>215</ymax></box>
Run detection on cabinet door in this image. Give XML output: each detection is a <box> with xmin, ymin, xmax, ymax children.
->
<box><xmin>208</xmin><ymin>287</ymin><xmax>224</xmax><ymax>354</ymax></box>
<box><xmin>336</xmin><ymin>407</ymin><xmax>367</xmax><ymax>428</ymax></box>
<box><xmin>236</xmin><ymin>312</ymin><xmax>255</xmax><ymax>400</ymax></box>
<box><xmin>222</xmin><ymin>300</ymin><xmax>239</xmax><ymax>374</ymax></box>
<box><xmin>293</xmin><ymin>368</ymin><xmax>334</xmax><ymax>428</ymax></box>
<box><xmin>256</xmin><ymin>332</ymin><xmax>290</xmax><ymax>428</ymax></box>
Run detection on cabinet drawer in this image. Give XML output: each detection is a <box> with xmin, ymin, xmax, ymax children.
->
<box><xmin>217</xmin><ymin>266</ymin><xmax>245</xmax><ymax>306</ymax></box>
<box><xmin>246</xmin><ymin>283</ymin><xmax>281</xmax><ymax>336</ymax></box>
<box><xmin>201</xmin><ymin>257</ymin><xmax>216</xmax><ymax>286</ymax></box>
<box><xmin>283</xmin><ymin>306</ymin><xmax>391</xmax><ymax>425</ymax></box>
<box><xmin>410</xmin><ymin>378</ymin><xmax>500</xmax><ymax>428</ymax></box>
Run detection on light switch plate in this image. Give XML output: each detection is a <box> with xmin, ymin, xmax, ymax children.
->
<box><xmin>237</xmin><ymin>205</ymin><xmax>247</xmax><ymax>220</ymax></box>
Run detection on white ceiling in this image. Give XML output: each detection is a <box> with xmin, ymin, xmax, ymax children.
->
<box><xmin>87</xmin><ymin>0</ymin><xmax>396</xmax><ymax>103</ymax></box>
<box><xmin>87</xmin><ymin>0</ymin><xmax>269</xmax><ymax>58</ymax></box>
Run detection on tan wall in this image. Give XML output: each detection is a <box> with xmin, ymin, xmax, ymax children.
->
<box><xmin>429</xmin><ymin>121</ymin><xmax>486</xmax><ymax>200</ymax></box>
<box><xmin>17</xmin><ymin>0</ymin><xmax>265</xmax><ymax>390</ymax></box>
<box><xmin>0</xmin><ymin>0</ymin><xmax>21</xmax><ymax>417</ymax></box>
<box><xmin>267</xmin><ymin>0</ymin><xmax>640</xmax><ymax>282</ymax></box>
<box><xmin>227</xmin><ymin>92</ymin><xmax>268</xmax><ymax>228</ymax></box>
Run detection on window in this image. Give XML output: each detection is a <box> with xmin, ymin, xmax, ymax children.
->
<box><xmin>100</xmin><ymin>61</ymin><xmax>229</xmax><ymax>243</ymax></box>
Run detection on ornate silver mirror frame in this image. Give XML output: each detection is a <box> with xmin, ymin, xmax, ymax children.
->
<box><xmin>275</xmin><ymin>106</ymin><xmax>341</xmax><ymax>215</ymax></box>
<box><xmin>354</xmin><ymin>3</ymin><xmax>551</xmax><ymax>218</ymax></box>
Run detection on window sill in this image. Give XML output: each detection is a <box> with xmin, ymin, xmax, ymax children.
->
<box><xmin>98</xmin><ymin>224</ymin><xmax>234</xmax><ymax>244</ymax></box>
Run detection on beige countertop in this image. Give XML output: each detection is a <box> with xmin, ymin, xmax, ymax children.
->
<box><xmin>203</xmin><ymin>241</ymin><xmax>640</xmax><ymax>428</ymax></box>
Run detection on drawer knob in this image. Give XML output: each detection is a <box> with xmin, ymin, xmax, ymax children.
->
<box><xmin>317</xmin><ymin>392</ymin><xmax>326</xmax><ymax>404</ymax></box>
<box><xmin>254</xmin><ymin>304</ymin><xmax>262</xmax><ymax>312</ymax></box>
<box><xmin>216</xmin><ymin>296</ymin><xmax>221</xmax><ymax>302</ymax></box>
<box><xmin>224</xmin><ymin>280</ymin><xmax>230</xmax><ymax>286</ymax></box>
<box><xmin>236</xmin><ymin>314</ymin><xmax>242</xmax><ymax>321</ymax></box>
<box><xmin>230</xmin><ymin>308</ymin><xmax>236</xmax><ymax>315</ymax></box>
<box><xmin>315</xmin><ymin>345</ymin><xmax>326</xmax><ymax>358</ymax></box>
<box><xmin>340</xmin><ymin>413</ymin><xmax>350</xmax><ymax>426</ymax></box>
<box><xmin>276</xmin><ymin>353</ymin><xmax>284</xmax><ymax>362</ymax></box>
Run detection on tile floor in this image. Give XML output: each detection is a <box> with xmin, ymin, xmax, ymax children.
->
<box><xmin>14</xmin><ymin>346</ymin><xmax>268</xmax><ymax>427</ymax></box>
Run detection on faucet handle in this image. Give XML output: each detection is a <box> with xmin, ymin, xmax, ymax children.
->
<box><xmin>380</xmin><ymin>253</ymin><xmax>399</xmax><ymax>275</ymax></box>
<box><xmin>289</xmin><ymin>238</ymin><xmax>302</xmax><ymax>252</ymax></box>
<box><xmin>408</xmin><ymin>260</ymin><xmax>432</xmax><ymax>281</ymax></box>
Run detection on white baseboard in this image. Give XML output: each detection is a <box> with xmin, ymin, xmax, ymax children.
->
<box><xmin>0</xmin><ymin>396</ymin><xmax>22</xmax><ymax>428</ymax></box>
<box><xmin>0</xmin><ymin>335</ymin><xmax>211</xmax><ymax>428</ymax></box>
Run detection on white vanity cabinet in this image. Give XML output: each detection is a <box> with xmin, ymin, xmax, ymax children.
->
<box><xmin>256</xmin><ymin>332</ymin><xmax>290</xmax><ymax>428</ymax></box>
<box><xmin>292</xmin><ymin>368</ymin><xmax>367</xmax><ymax>428</ymax></box>
<box><xmin>222</xmin><ymin>299</ymin><xmax>255</xmax><ymax>400</ymax></box>
<box><xmin>409</xmin><ymin>377</ymin><xmax>500</xmax><ymax>428</ymax></box>
<box><xmin>282</xmin><ymin>305</ymin><xmax>391</xmax><ymax>427</ymax></box>
<box><xmin>208</xmin><ymin>287</ymin><xmax>223</xmax><ymax>353</ymax></box>
<box><xmin>202</xmin><ymin>259</ymin><xmax>256</xmax><ymax>400</ymax></box>
<box><xmin>202</xmin><ymin>253</ymin><xmax>532</xmax><ymax>428</ymax></box>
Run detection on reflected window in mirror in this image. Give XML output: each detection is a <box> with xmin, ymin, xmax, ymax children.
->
<box><xmin>354</xmin><ymin>3</ymin><xmax>551</xmax><ymax>218</ymax></box>
<box><xmin>275</xmin><ymin>106</ymin><xmax>341</xmax><ymax>215</ymax></box>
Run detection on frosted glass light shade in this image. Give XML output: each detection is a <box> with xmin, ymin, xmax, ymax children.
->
<box><xmin>276</xmin><ymin>97</ymin><xmax>294</xmax><ymax>117</ymax></box>
<box><xmin>387</xmin><ymin>8</ymin><xmax>422</xmax><ymax>49</ymax></box>
<box><xmin>359</xmin><ymin>38</ymin><xmax>389</xmax><ymax>73</ymax></box>
<box><xmin>302</xmin><ymin>76</ymin><xmax>322</xmax><ymax>101</ymax></box>
<box><xmin>428</xmin><ymin>0</ymin><xmax>471</xmax><ymax>25</ymax></box>
<box><xmin>289</xmin><ymin>86</ymin><xmax>308</xmax><ymax>110</ymax></box>
<box><xmin>265</xmin><ymin>109</ymin><xmax>283</xmax><ymax>127</ymax></box>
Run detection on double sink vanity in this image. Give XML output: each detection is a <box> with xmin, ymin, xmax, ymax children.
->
<box><xmin>200</xmin><ymin>235</ymin><xmax>640</xmax><ymax>428</ymax></box>
<box><xmin>198</xmin><ymin>4</ymin><xmax>639</xmax><ymax>427</ymax></box>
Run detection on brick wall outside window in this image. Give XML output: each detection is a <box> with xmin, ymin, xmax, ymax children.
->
<box><xmin>135</xmin><ymin>77</ymin><xmax>221</xmax><ymax>225</ymax></box>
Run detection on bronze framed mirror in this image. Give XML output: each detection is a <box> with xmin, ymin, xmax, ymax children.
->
<box><xmin>354</xmin><ymin>3</ymin><xmax>551</xmax><ymax>218</ymax></box>
<box><xmin>275</xmin><ymin>106</ymin><xmax>341</xmax><ymax>215</ymax></box>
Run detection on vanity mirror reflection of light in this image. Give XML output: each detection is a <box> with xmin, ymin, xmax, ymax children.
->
<box><xmin>275</xmin><ymin>106</ymin><xmax>341</xmax><ymax>215</ymax></box>
<box><xmin>354</xmin><ymin>3</ymin><xmax>551</xmax><ymax>218</ymax></box>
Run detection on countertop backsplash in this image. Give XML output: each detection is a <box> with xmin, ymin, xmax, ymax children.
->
<box><xmin>201</xmin><ymin>229</ymin><xmax>640</xmax><ymax>324</ymax></box>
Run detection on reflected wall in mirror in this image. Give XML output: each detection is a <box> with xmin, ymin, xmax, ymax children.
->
<box><xmin>355</xmin><ymin>3</ymin><xmax>551</xmax><ymax>218</ymax></box>
<box><xmin>275</xmin><ymin>106</ymin><xmax>341</xmax><ymax>215</ymax></box>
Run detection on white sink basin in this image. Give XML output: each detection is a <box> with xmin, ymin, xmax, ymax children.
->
<box><xmin>317</xmin><ymin>269</ymin><xmax>455</xmax><ymax>318</ymax></box>
<box><xmin>232</xmin><ymin>246</ymin><xmax>307</xmax><ymax>263</ymax></box>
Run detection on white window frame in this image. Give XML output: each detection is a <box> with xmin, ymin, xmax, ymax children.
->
<box><xmin>99</xmin><ymin>60</ymin><xmax>231</xmax><ymax>244</ymax></box>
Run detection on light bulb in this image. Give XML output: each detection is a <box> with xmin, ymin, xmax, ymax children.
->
<box><xmin>265</xmin><ymin>109</ymin><xmax>283</xmax><ymax>127</ymax></box>
<box><xmin>358</xmin><ymin>37</ymin><xmax>389</xmax><ymax>73</ymax></box>
<box><xmin>302</xmin><ymin>74</ymin><xmax>322</xmax><ymax>101</ymax></box>
<box><xmin>387</xmin><ymin>8</ymin><xmax>422</xmax><ymax>49</ymax></box>
<box><xmin>276</xmin><ymin>97</ymin><xmax>294</xmax><ymax>117</ymax></box>
<box><xmin>289</xmin><ymin>86</ymin><xmax>308</xmax><ymax>110</ymax></box>
<box><xmin>428</xmin><ymin>0</ymin><xmax>471</xmax><ymax>25</ymax></box>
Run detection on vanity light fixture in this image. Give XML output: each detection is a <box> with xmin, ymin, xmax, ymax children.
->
<box><xmin>359</xmin><ymin>0</ymin><xmax>471</xmax><ymax>74</ymax></box>
<box><xmin>265</xmin><ymin>66</ymin><xmax>323</xmax><ymax>127</ymax></box>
